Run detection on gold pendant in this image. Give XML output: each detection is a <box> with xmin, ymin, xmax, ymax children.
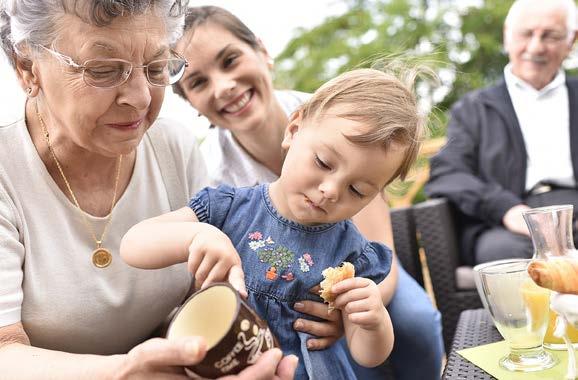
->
<box><xmin>92</xmin><ymin>248</ymin><xmax>112</xmax><ymax>268</ymax></box>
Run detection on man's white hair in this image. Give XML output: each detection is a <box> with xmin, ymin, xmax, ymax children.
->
<box><xmin>505</xmin><ymin>0</ymin><xmax>577</xmax><ymax>42</ymax></box>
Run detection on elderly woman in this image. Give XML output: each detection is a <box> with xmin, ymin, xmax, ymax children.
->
<box><xmin>173</xmin><ymin>6</ymin><xmax>444</xmax><ymax>379</ymax></box>
<box><xmin>0</xmin><ymin>1</ymin><xmax>297</xmax><ymax>378</ymax></box>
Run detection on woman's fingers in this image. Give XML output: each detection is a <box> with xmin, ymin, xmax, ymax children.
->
<box><xmin>123</xmin><ymin>337</ymin><xmax>207</xmax><ymax>376</ymax></box>
<box><xmin>293</xmin><ymin>316</ymin><xmax>342</xmax><ymax>338</ymax></box>
<box><xmin>294</xmin><ymin>300</ymin><xmax>340</xmax><ymax>321</ymax></box>
<box><xmin>219</xmin><ymin>348</ymin><xmax>297</xmax><ymax>380</ymax></box>
<box><xmin>274</xmin><ymin>354</ymin><xmax>299</xmax><ymax>380</ymax></box>
<box><xmin>302</xmin><ymin>336</ymin><xmax>340</xmax><ymax>351</ymax></box>
<box><xmin>146</xmin><ymin>373</ymin><xmax>191</xmax><ymax>380</ymax></box>
<box><xmin>308</xmin><ymin>284</ymin><xmax>321</xmax><ymax>295</ymax></box>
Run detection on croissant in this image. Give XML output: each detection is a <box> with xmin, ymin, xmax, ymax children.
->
<box><xmin>319</xmin><ymin>262</ymin><xmax>355</xmax><ymax>309</ymax></box>
<box><xmin>527</xmin><ymin>258</ymin><xmax>578</xmax><ymax>295</ymax></box>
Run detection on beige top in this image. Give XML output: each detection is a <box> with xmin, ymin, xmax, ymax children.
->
<box><xmin>0</xmin><ymin>117</ymin><xmax>208</xmax><ymax>354</ymax></box>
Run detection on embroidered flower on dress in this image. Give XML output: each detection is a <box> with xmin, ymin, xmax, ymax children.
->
<box><xmin>298</xmin><ymin>253</ymin><xmax>315</xmax><ymax>273</ymax></box>
<box><xmin>298</xmin><ymin>257</ymin><xmax>310</xmax><ymax>272</ymax></box>
<box><xmin>266</xmin><ymin>267</ymin><xmax>278</xmax><ymax>280</ymax></box>
<box><xmin>248</xmin><ymin>231</ymin><xmax>263</xmax><ymax>240</ymax></box>
<box><xmin>249</xmin><ymin>240</ymin><xmax>266</xmax><ymax>251</ymax></box>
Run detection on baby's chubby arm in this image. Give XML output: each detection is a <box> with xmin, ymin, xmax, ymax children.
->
<box><xmin>331</xmin><ymin>278</ymin><xmax>394</xmax><ymax>367</ymax></box>
<box><xmin>120</xmin><ymin>207</ymin><xmax>246</xmax><ymax>296</ymax></box>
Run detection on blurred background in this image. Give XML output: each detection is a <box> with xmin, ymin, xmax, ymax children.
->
<box><xmin>2</xmin><ymin>0</ymin><xmax>577</xmax><ymax>204</ymax></box>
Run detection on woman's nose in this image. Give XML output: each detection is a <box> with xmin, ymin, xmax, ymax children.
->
<box><xmin>116</xmin><ymin>69</ymin><xmax>152</xmax><ymax>110</ymax></box>
<box><xmin>214</xmin><ymin>74</ymin><xmax>236</xmax><ymax>99</ymax></box>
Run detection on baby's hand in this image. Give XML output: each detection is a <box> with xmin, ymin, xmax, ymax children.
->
<box><xmin>187</xmin><ymin>224</ymin><xmax>246</xmax><ymax>297</ymax></box>
<box><xmin>331</xmin><ymin>277</ymin><xmax>386</xmax><ymax>331</ymax></box>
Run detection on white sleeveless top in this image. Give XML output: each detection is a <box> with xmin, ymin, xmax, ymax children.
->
<box><xmin>200</xmin><ymin>90</ymin><xmax>310</xmax><ymax>187</ymax></box>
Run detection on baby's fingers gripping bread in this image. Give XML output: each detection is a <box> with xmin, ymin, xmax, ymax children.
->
<box><xmin>319</xmin><ymin>262</ymin><xmax>355</xmax><ymax>309</ymax></box>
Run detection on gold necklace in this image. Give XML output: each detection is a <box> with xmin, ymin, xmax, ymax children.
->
<box><xmin>36</xmin><ymin>102</ymin><xmax>123</xmax><ymax>268</ymax></box>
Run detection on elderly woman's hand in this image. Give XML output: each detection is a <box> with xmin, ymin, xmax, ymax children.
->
<box><xmin>221</xmin><ymin>349</ymin><xmax>298</xmax><ymax>380</ymax></box>
<box><xmin>292</xmin><ymin>285</ymin><xmax>344</xmax><ymax>350</ymax></box>
<box><xmin>116</xmin><ymin>336</ymin><xmax>297</xmax><ymax>380</ymax></box>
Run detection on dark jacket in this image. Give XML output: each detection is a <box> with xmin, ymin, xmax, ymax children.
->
<box><xmin>425</xmin><ymin>77</ymin><xmax>578</xmax><ymax>264</ymax></box>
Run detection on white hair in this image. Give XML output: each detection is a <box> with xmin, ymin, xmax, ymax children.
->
<box><xmin>505</xmin><ymin>0</ymin><xmax>577</xmax><ymax>42</ymax></box>
<box><xmin>1</xmin><ymin>0</ymin><xmax>188</xmax><ymax>68</ymax></box>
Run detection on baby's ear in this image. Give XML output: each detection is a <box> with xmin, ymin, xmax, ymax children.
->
<box><xmin>281</xmin><ymin>110</ymin><xmax>303</xmax><ymax>149</ymax></box>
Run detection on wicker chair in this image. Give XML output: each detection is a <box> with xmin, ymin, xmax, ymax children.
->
<box><xmin>391</xmin><ymin>205</ymin><xmax>424</xmax><ymax>286</ymax></box>
<box><xmin>412</xmin><ymin>198</ymin><xmax>482</xmax><ymax>353</ymax></box>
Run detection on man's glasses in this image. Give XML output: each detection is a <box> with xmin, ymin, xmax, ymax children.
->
<box><xmin>37</xmin><ymin>45</ymin><xmax>188</xmax><ymax>88</ymax></box>
<box><xmin>511</xmin><ymin>29</ymin><xmax>571</xmax><ymax>45</ymax></box>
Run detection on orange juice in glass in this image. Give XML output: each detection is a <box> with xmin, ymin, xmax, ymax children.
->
<box><xmin>520</xmin><ymin>278</ymin><xmax>550</xmax><ymax>339</ymax></box>
<box><xmin>543</xmin><ymin>294</ymin><xmax>578</xmax><ymax>349</ymax></box>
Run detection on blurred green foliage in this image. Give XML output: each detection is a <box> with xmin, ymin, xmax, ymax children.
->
<box><xmin>273</xmin><ymin>0</ymin><xmax>577</xmax><ymax>138</ymax></box>
<box><xmin>273</xmin><ymin>0</ymin><xmax>578</xmax><ymax>205</ymax></box>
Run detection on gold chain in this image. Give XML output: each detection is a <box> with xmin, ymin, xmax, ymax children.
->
<box><xmin>35</xmin><ymin>101</ymin><xmax>122</xmax><ymax>259</ymax></box>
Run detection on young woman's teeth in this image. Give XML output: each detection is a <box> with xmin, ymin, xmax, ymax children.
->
<box><xmin>224</xmin><ymin>92</ymin><xmax>250</xmax><ymax>113</ymax></box>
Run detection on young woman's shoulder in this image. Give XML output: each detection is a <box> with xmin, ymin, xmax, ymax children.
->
<box><xmin>274</xmin><ymin>90</ymin><xmax>311</xmax><ymax>115</ymax></box>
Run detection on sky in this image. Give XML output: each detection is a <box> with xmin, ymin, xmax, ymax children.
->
<box><xmin>0</xmin><ymin>0</ymin><xmax>345</xmax><ymax>127</ymax></box>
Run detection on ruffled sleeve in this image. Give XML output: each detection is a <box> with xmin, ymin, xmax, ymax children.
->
<box><xmin>187</xmin><ymin>184</ymin><xmax>236</xmax><ymax>229</ymax></box>
<box><xmin>350</xmin><ymin>242</ymin><xmax>393</xmax><ymax>285</ymax></box>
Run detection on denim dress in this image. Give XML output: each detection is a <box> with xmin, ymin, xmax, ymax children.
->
<box><xmin>189</xmin><ymin>184</ymin><xmax>392</xmax><ymax>379</ymax></box>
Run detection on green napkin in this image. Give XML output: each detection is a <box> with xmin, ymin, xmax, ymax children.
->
<box><xmin>457</xmin><ymin>341</ymin><xmax>573</xmax><ymax>380</ymax></box>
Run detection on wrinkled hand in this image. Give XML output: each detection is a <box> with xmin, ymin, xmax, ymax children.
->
<box><xmin>221</xmin><ymin>348</ymin><xmax>298</xmax><ymax>380</ymax></box>
<box><xmin>116</xmin><ymin>336</ymin><xmax>206</xmax><ymax>379</ymax></box>
<box><xmin>117</xmin><ymin>337</ymin><xmax>297</xmax><ymax>380</ymax></box>
<box><xmin>331</xmin><ymin>277</ymin><xmax>387</xmax><ymax>331</ymax></box>
<box><xmin>293</xmin><ymin>286</ymin><xmax>344</xmax><ymax>351</ymax></box>
<box><xmin>502</xmin><ymin>204</ymin><xmax>531</xmax><ymax>236</ymax></box>
<box><xmin>188</xmin><ymin>224</ymin><xmax>246</xmax><ymax>297</ymax></box>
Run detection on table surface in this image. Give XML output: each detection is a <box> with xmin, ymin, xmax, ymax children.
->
<box><xmin>442</xmin><ymin>308</ymin><xmax>502</xmax><ymax>380</ymax></box>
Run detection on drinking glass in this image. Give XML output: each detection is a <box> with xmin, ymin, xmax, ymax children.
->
<box><xmin>474</xmin><ymin>258</ymin><xmax>557</xmax><ymax>371</ymax></box>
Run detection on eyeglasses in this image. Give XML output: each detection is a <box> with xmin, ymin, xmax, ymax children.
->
<box><xmin>511</xmin><ymin>29</ymin><xmax>571</xmax><ymax>45</ymax></box>
<box><xmin>37</xmin><ymin>45</ymin><xmax>188</xmax><ymax>88</ymax></box>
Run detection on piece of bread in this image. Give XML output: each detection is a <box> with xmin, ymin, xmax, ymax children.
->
<box><xmin>319</xmin><ymin>262</ymin><xmax>355</xmax><ymax>310</ymax></box>
<box><xmin>527</xmin><ymin>258</ymin><xmax>578</xmax><ymax>295</ymax></box>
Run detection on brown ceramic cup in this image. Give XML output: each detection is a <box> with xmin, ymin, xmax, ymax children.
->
<box><xmin>165</xmin><ymin>282</ymin><xmax>279</xmax><ymax>378</ymax></box>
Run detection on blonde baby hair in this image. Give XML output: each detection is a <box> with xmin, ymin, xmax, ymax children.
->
<box><xmin>298</xmin><ymin>66</ymin><xmax>427</xmax><ymax>185</ymax></box>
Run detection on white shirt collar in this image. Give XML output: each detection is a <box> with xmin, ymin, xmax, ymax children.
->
<box><xmin>504</xmin><ymin>63</ymin><xmax>566</xmax><ymax>97</ymax></box>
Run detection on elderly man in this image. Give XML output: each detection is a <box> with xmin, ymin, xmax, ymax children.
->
<box><xmin>426</xmin><ymin>0</ymin><xmax>578</xmax><ymax>265</ymax></box>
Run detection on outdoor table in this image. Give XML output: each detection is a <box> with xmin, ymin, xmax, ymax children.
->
<box><xmin>442</xmin><ymin>308</ymin><xmax>501</xmax><ymax>380</ymax></box>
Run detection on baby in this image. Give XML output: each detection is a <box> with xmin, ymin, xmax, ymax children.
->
<box><xmin>121</xmin><ymin>67</ymin><xmax>425</xmax><ymax>379</ymax></box>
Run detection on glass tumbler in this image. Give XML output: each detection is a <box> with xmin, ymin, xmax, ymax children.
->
<box><xmin>474</xmin><ymin>259</ymin><xmax>557</xmax><ymax>372</ymax></box>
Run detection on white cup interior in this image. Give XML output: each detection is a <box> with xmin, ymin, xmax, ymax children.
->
<box><xmin>167</xmin><ymin>285</ymin><xmax>238</xmax><ymax>349</ymax></box>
